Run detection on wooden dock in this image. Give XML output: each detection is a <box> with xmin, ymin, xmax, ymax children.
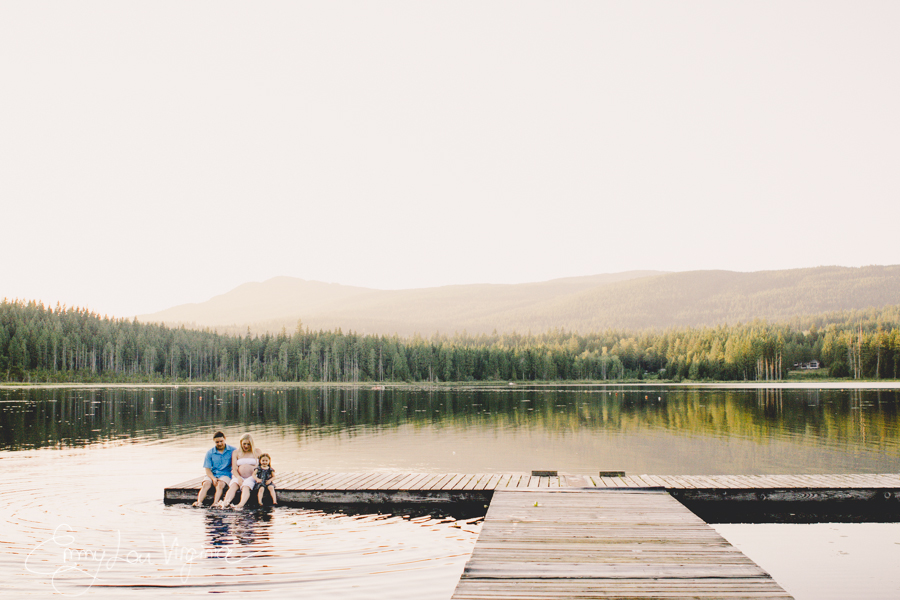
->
<box><xmin>164</xmin><ymin>472</ymin><xmax>900</xmax><ymax>599</ymax></box>
<box><xmin>452</xmin><ymin>489</ymin><xmax>792</xmax><ymax>599</ymax></box>
<box><xmin>164</xmin><ymin>471</ymin><xmax>900</xmax><ymax>506</ymax></box>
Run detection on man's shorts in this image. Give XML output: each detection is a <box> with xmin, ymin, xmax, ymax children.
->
<box><xmin>206</xmin><ymin>474</ymin><xmax>232</xmax><ymax>486</ymax></box>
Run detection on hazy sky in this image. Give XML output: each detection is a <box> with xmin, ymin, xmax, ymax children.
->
<box><xmin>2</xmin><ymin>1</ymin><xmax>898</xmax><ymax>318</ymax></box>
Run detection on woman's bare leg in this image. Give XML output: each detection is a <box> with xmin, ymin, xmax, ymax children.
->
<box><xmin>219</xmin><ymin>481</ymin><xmax>239</xmax><ymax>507</ymax></box>
<box><xmin>233</xmin><ymin>486</ymin><xmax>253</xmax><ymax>509</ymax></box>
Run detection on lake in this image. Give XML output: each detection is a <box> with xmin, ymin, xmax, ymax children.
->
<box><xmin>2</xmin><ymin>383</ymin><xmax>899</xmax><ymax>598</ymax></box>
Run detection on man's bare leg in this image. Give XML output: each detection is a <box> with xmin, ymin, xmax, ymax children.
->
<box><xmin>212</xmin><ymin>480</ymin><xmax>227</xmax><ymax>505</ymax></box>
<box><xmin>192</xmin><ymin>479</ymin><xmax>212</xmax><ymax>507</ymax></box>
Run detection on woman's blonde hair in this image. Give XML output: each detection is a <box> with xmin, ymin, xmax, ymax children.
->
<box><xmin>238</xmin><ymin>433</ymin><xmax>256</xmax><ymax>454</ymax></box>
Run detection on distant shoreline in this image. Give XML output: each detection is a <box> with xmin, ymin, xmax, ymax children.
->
<box><xmin>2</xmin><ymin>380</ymin><xmax>899</xmax><ymax>391</ymax></box>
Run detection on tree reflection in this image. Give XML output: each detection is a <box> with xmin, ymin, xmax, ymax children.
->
<box><xmin>2</xmin><ymin>386</ymin><xmax>898</xmax><ymax>459</ymax></box>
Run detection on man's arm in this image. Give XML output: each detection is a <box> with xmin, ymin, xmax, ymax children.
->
<box><xmin>202</xmin><ymin>450</ymin><xmax>217</xmax><ymax>482</ymax></box>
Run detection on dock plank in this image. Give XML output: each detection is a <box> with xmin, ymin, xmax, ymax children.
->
<box><xmin>312</xmin><ymin>472</ymin><xmax>350</xmax><ymax>490</ymax></box>
<box><xmin>167</xmin><ymin>471</ymin><xmax>900</xmax><ymax>494</ymax></box>
<box><xmin>393</xmin><ymin>472</ymin><xmax>426</xmax><ymax>490</ymax></box>
<box><xmin>503</xmin><ymin>474</ymin><xmax>522</xmax><ymax>489</ymax></box>
<box><xmin>338</xmin><ymin>472</ymin><xmax>381</xmax><ymax>489</ymax></box>
<box><xmin>308</xmin><ymin>472</ymin><xmax>347</xmax><ymax>489</ymax></box>
<box><xmin>424</xmin><ymin>473</ymin><xmax>455</xmax><ymax>491</ymax></box>
<box><xmin>451</xmin><ymin>473</ymin><xmax>476</xmax><ymax>490</ymax></box>
<box><xmin>439</xmin><ymin>473</ymin><xmax>467</xmax><ymax>490</ymax></box>
<box><xmin>452</xmin><ymin>489</ymin><xmax>792</xmax><ymax>600</ymax></box>
<box><xmin>638</xmin><ymin>474</ymin><xmax>666</xmax><ymax>488</ymax></box>
<box><xmin>495</xmin><ymin>474</ymin><xmax>515</xmax><ymax>489</ymax></box>
<box><xmin>377</xmin><ymin>473</ymin><xmax>409</xmax><ymax>490</ymax></box>
<box><xmin>715</xmin><ymin>475</ymin><xmax>746</xmax><ymax>489</ymax></box>
<box><xmin>166</xmin><ymin>471</ymin><xmax>900</xmax><ymax>522</ymax></box>
<box><xmin>478</xmin><ymin>473</ymin><xmax>503</xmax><ymax>491</ymax></box>
<box><xmin>620</xmin><ymin>475</ymin><xmax>649</xmax><ymax>488</ymax></box>
<box><xmin>463</xmin><ymin>474</ymin><xmax>488</xmax><ymax>491</ymax></box>
<box><xmin>336</xmin><ymin>472</ymin><xmax>369</xmax><ymax>489</ymax></box>
<box><xmin>297</xmin><ymin>472</ymin><xmax>335</xmax><ymax>489</ymax></box>
<box><xmin>409</xmin><ymin>473</ymin><xmax>442</xmax><ymax>490</ymax></box>
<box><xmin>364</xmin><ymin>472</ymin><xmax>402</xmax><ymax>490</ymax></box>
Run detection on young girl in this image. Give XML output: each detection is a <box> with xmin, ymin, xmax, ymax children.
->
<box><xmin>255</xmin><ymin>453</ymin><xmax>277</xmax><ymax>505</ymax></box>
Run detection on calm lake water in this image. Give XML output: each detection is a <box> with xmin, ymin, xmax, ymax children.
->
<box><xmin>2</xmin><ymin>384</ymin><xmax>899</xmax><ymax>599</ymax></box>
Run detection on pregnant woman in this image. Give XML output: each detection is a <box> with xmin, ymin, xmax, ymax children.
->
<box><xmin>217</xmin><ymin>433</ymin><xmax>262</xmax><ymax>510</ymax></box>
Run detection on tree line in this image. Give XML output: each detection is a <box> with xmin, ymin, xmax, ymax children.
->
<box><xmin>2</xmin><ymin>299</ymin><xmax>900</xmax><ymax>383</ymax></box>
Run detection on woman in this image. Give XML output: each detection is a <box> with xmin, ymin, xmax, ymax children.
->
<box><xmin>217</xmin><ymin>433</ymin><xmax>262</xmax><ymax>509</ymax></box>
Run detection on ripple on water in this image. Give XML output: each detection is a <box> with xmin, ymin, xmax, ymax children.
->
<box><xmin>2</xmin><ymin>446</ymin><xmax>482</xmax><ymax>599</ymax></box>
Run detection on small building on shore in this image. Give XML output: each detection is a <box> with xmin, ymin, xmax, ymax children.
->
<box><xmin>793</xmin><ymin>360</ymin><xmax>821</xmax><ymax>370</ymax></box>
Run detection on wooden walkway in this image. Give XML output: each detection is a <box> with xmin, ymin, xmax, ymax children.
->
<box><xmin>162</xmin><ymin>473</ymin><xmax>900</xmax><ymax>598</ymax></box>
<box><xmin>165</xmin><ymin>471</ymin><xmax>900</xmax><ymax>505</ymax></box>
<box><xmin>452</xmin><ymin>489</ymin><xmax>792</xmax><ymax>599</ymax></box>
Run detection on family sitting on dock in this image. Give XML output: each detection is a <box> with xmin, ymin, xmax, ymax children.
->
<box><xmin>192</xmin><ymin>431</ymin><xmax>277</xmax><ymax>509</ymax></box>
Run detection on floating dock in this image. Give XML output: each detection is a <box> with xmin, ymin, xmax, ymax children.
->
<box><xmin>165</xmin><ymin>472</ymin><xmax>900</xmax><ymax>599</ymax></box>
<box><xmin>452</xmin><ymin>489</ymin><xmax>792</xmax><ymax>599</ymax></box>
<box><xmin>165</xmin><ymin>471</ymin><xmax>900</xmax><ymax>517</ymax></box>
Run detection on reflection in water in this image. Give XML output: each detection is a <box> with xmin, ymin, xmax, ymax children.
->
<box><xmin>204</xmin><ymin>509</ymin><xmax>273</xmax><ymax>550</ymax></box>
<box><xmin>1</xmin><ymin>384</ymin><xmax>899</xmax><ymax>599</ymax></box>
<box><xmin>0</xmin><ymin>444</ymin><xmax>481</xmax><ymax>599</ymax></box>
<box><xmin>2</xmin><ymin>385</ymin><xmax>898</xmax><ymax>474</ymax></box>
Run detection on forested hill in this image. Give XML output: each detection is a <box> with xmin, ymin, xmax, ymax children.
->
<box><xmin>136</xmin><ymin>266</ymin><xmax>900</xmax><ymax>336</ymax></box>
<box><xmin>3</xmin><ymin>298</ymin><xmax>900</xmax><ymax>383</ymax></box>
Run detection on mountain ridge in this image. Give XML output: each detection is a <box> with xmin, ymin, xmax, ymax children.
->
<box><xmin>136</xmin><ymin>266</ymin><xmax>900</xmax><ymax>336</ymax></box>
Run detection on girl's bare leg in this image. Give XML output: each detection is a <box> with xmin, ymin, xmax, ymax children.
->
<box><xmin>269</xmin><ymin>484</ymin><xmax>277</xmax><ymax>504</ymax></box>
<box><xmin>257</xmin><ymin>488</ymin><xmax>265</xmax><ymax>505</ymax></box>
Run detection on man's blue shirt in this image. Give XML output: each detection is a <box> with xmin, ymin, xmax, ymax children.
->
<box><xmin>203</xmin><ymin>444</ymin><xmax>236</xmax><ymax>478</ymax></box>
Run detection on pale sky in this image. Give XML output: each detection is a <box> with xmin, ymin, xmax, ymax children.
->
<box><xmin>2</xmin><ymin>1</ymin><xmax>898</xmax><ymax>318</ymax></box>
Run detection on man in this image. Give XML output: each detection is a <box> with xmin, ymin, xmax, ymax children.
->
<box><xmin>193</xmin><ymin>431</ymin><xmax>235</xmax><ymax>507</ymax></box>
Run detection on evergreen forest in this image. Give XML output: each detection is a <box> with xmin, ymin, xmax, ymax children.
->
<box><xmin>2</xmin><ymin>299</ymin><xmax>900</xmax><ymax>384</ymax></box>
